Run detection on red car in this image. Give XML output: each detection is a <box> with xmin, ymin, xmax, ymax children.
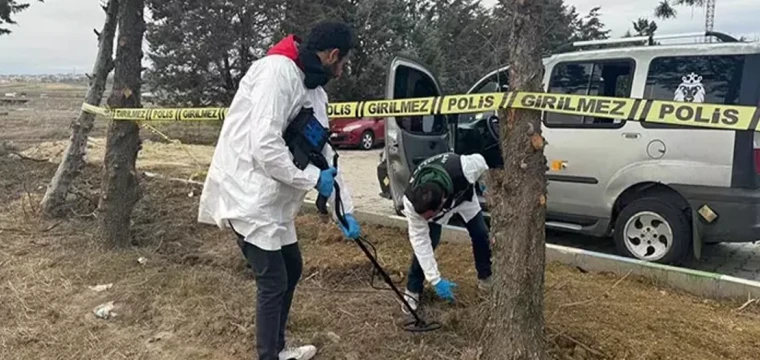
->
<box><xmin>329</xmin><ymin>117</ymin><xmax>385</xmax><ymax>150</ymax></box>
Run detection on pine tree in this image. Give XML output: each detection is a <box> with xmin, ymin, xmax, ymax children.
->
<box><xmin>97</xmin><ymin>0</ymin><xmax>146</xmax><ymax>247</ymax></box>
<box><xmin>0</xmin><ymin>0</ymin><xmax>43</xmax><ymax>35</ymax></box>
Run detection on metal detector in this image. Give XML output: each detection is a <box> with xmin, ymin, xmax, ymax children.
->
<box><xmin>313</xmin><ymin>149</ymin><xmax>442</xmax><ymax>333</ymax></box>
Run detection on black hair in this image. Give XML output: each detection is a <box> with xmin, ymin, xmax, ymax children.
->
<box><xmin>304</xmin><ymin>21</ymin><xmax>355</xmax><ymax>59</ymax></box>
<box><xmin>407</xmin><ymin>182</ymin><xmax>445</xmax><ymax>214</ymax></box>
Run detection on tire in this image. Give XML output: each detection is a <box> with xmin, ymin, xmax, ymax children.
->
<box><xmin>360</xmin><ymin>131</ymin><xmax>374</xmax><ymax>150</ymax></box>
<box><xmin>613</xmin><ymin>197</ymin><xmax>691</xmax><ymax>265</ymax></box>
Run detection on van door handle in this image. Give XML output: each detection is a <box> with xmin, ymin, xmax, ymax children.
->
<box><xmin>622</xmin><ymin>132</ymin><xmax>641</xmax><ymax>140</ymax></box>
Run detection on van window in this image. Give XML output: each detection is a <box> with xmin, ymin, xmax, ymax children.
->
<box><xmin>642</xmin><ymin>54</ymin><xmax>759</xmax><ymax>129</ymax></box>
<box><xmin>459</xmin><ymin>70</ymin><xmax>509</xmax><ymax>125</ymax></box>
<box><xmin>393</xmin><ymin>66</ymin><xmax>447</xmax><ymax>135</ymax></box>
<box><xmin>544</xmin><ymin>59</ymin><xmax>635</xmax><ymax>128</ymax></box>
<box><xmin>473</xmin><ymin>71</ymin><xmax>510</xmax><ymax>94</ymax></box>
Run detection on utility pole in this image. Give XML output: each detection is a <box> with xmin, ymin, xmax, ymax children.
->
<box><xmin>705</xmin><ymin>0</ymin><xmax>715</xmax><ymax>42</ymax></box>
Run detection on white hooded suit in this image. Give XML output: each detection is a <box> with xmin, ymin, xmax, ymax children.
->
<box><xmin>197</xmin><ymin>36</ymin><xmax>354</xmax><ymax>251</ymax></box>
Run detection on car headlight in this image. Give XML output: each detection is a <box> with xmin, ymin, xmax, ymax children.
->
<box><xmin>343</xmin><ymin>124</ymin><xmax>362</xmax><ymax>132</ymax></box>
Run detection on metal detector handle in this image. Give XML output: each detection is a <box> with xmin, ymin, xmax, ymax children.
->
<box><xmin>328</xmin><ymin>152</ymin><xmax>351</xmax><ymax>229</ymax></box>
<box><xmin>315</xmin><ymin>150</ymin><xmax>344</xmax><ymax>225</ymax></box>
<box><xmin>332</xmin><ymin>182</ymin><xmax>349</xmax><ymax>228</ymax></box>
<box><xmin>316</xmin><ymin>194</ymin><xmax>329</xmax><ymax>215</ymax></box>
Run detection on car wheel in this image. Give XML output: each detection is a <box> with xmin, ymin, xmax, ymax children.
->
<box><xmin>613</xmin><ymin>197</ymin><xmax>691</xmax><ymax>265</ymax></box>
<box><xmin>360</xmin><ymin>131</ymin><xmax>374</xmax><ymax>150</ymax></box>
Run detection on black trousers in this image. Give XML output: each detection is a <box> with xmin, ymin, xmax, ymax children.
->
<box><xmin>236</xmin><ymin>235</ymin><xmax>303</xmax><ymax>360</ymax></box>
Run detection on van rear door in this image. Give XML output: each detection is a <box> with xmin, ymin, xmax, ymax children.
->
<box><xmin>384</xmin><ymin>57</ymin><xmax>450</xmax><ymax>213</ymax></box>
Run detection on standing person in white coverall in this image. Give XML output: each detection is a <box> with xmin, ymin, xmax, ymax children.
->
<box><xmin>400</xmin><ymin>152</ymin><xmax>493</xmax><ymax>314</ymax></box>
<box><xmin>197</xmin><ymin>22</ymin><xmax>361</xmax><ymax>360</ymax></box>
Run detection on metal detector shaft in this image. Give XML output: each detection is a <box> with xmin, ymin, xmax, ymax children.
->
<box><xmin>313</xmin><ymin>147</ymin><xmax>432</xmax><ymax>327</ymax></box>
<box><xmin>354</xmin><ymin>234</ymin><xmax>424</xmax><ymax>323</ymax></box>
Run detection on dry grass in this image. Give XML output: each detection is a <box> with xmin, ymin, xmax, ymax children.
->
<box><xmin>2</xmin><ymin>157</ymin><xmax>760</xmax><ymax>360</ymax></box>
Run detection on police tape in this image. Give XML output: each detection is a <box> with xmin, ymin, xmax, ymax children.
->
<box><xmin>81</xmin><ymin>103</ymin><xmax>229</xmax><ymax>122</ymax></box>
<box><xmin>81</xmin><ymin>91</ymin><xmax>760</xmax><ymax>132</ymax></box>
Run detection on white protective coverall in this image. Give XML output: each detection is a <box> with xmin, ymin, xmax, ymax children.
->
<box><xmin>197</xmin><ymin>53</ymin><xmax>354</xmax><ymax>251</ymax></box>
<box><xmin>401</xmin><ymin>153</ymin><xmax>489</xmax><ymax>285</ymax></box>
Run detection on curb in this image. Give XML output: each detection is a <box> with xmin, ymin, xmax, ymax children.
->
<box><xmin>302</xmin><ymin>202</ymin><xmax>760</xmax><ymax>302</ymax></box>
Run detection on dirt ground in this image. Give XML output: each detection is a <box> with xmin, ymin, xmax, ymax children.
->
<box><xmin>3</xmin><ymin>153</ymin><xmax>760</xmax><ymax>360</ymax></box>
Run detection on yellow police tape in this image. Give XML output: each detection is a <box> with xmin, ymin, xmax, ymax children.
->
<box><xmin>81</xmin><ymin>91</ymin><xmax>760</xmax><ymax>132</ymax></box>
<box><xmin>82</xmin><ymin>103</ymin><xmax>229</xmax><ymax>122</ymax></box>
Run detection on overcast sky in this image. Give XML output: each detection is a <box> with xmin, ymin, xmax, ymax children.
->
<box><xmin>0</xmin><ymin>0</ymin><xmax>758</xmax><ymax>75</ymax></box>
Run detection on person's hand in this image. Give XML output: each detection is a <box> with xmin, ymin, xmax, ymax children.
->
<box><xmin>339</xmin><ymin>214</ymin><xmax>361</xmax><ymax>240</ymax></box>
<box><xmin>316</xmin><ymin>167</ymin><xmax>337</xmax><ymax>197</ymax></box>
<box><xmin>433</xmin><ymin>278</ymin><xmax>458</xmax><ymax>302</ymax></box>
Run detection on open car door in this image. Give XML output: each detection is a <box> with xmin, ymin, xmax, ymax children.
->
<box><xmin>449</xmin><ymin>67</ymin><xmax>510</xmax><ymax>217</ymax></box>
<box><xmin>454</xmin><ymin>67</ymin><xmax>509</xmax><ymax>170</ymax></box>
<box><xmin>384</xmin><ymin>56</ymin><xmax>450</xmax><ymax>215</ymax></box>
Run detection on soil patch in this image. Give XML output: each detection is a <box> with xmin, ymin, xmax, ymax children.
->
<box><xmin>1</xmin><ymin>157</ymin><xmax>760</xmax><ymax>360</ymax></box>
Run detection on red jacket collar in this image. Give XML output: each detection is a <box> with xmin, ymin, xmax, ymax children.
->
<box><xmin>266</xmin><ymin>34</ymin><xmax>304</xmax><ymax>69</ymax></box>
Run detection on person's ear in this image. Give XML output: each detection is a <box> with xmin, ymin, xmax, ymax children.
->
<box><xmin>328</xmin><ymin>48</ymin><xmax>341</xmax><ymax>64</ymax></box>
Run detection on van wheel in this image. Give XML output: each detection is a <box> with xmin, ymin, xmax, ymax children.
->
<box><xmin>613</xmin><ymin>197</ymin><xmax>691</xmax><ymax>265</ymax></box>
<box><xmin>360</xmin><ymin>131</ymin><xmax>375</xmax><ymax>150</ymax></box>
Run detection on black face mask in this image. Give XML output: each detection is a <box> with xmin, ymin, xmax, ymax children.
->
<box><xmin>298</xmin><ymin>49</ymin><xmax>333</xmax><ymax>89</ymax></box>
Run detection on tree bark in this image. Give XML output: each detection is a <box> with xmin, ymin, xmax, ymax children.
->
<box><xmin>479</xmin><ymin>0</ymin><xmax>548</xmax><ymax>359</ymax></box>
<box><xmin>97</xmin><ymin>0</ymin><xmax>145</xmax><ymax>247</ymax></box>
<box><xmin>40</xmin><ymin>0</ymin><xmax>119</xmax><ymax>217</ymax></box>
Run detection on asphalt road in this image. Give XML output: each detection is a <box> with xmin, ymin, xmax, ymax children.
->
<box><xmin>545</xmin><ymin>230</ymin><xmax>760</xmax><ymax>281</ymax></box>
<box><xmin>334</xmin><ymin>148</ymin><xmax>760</xmax><ymax>283</ymax></box>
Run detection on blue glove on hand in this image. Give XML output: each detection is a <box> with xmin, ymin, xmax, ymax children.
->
<box><xmin>339</xmin><ymin>214</ymin><xmax>361</xmax><ymax>240</ymax></box>
<box><xmin>433</xmin><ymin>278</ymin><xmax>458</xmax><ymax>302</ymax></box>
<box><xmin>316</xmin><ymin>167</ymin><xmax>337</xmax><ymax>197</ymax></box>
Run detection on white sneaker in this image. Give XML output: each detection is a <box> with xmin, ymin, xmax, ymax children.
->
<box><xmin>279</xmin><ymin>345</ymin><xmax>317</xmax><ymax>360</ymax></box>
<box><xmin>400</xmin><ymin>289</ymin><xmax>420</xmax><ymax>315</ymax></box>
<box><xmin>478</xmin><ymin>277</ymin><xmax>493</xmax><ymax>292</ymax></box>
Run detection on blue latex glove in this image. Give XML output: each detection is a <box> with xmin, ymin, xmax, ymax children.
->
<box><xmin>339</xmin><ymin>214</ymin><xmax>361</xmax><ymax>240</ymax></box>
<box><xmin>316</xmin><ymin>167</ymin><xmax>337</xmax><ymax>197</ymax></box>
<box><xmin>433</xmin><ymin>278</ymin><xmax>458</xmax><ymax>302</ymax></box>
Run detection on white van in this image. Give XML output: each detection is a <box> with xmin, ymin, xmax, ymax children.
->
<box><xmin>379</xmin><ymin>32</ymin><xmax>760</xmax><ymax>265</ymax></box>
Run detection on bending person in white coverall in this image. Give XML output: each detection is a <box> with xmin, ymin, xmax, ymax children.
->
<box><xmin>400</xmin><ymin>152</ymin><xmax>493</xmax><ymax>313</ymax></box>
<box><xmin>197</xmin><ymin>22</ymin><xmax>360</xmax><ymax>360</ymax></box>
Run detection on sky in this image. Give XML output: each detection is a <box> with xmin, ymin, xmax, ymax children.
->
<box><xmin>0</xmin><ymin>0</ymin><xmax>758</xmax><ymax>75</ymax></box>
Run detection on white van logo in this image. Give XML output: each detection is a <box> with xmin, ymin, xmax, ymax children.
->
<box><xmin>674</xmin><ymin>72</ymin><xmax>705</xmax><ymax>103</ymax></box>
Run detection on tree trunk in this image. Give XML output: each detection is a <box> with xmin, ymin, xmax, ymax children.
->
<box><xmin>479</xmin><ymin>0</ymin><xmax>548</xmax><ymax>359</ymax></box>
<box><xmin>97</xmin><ymin>0</ymin><xmax>145</xmax><ymax>247</ymax></box>
<box><xmin>40</xmin><ymin>0</ymin><xmax>119</xmax><ymax>217</ymax></box>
